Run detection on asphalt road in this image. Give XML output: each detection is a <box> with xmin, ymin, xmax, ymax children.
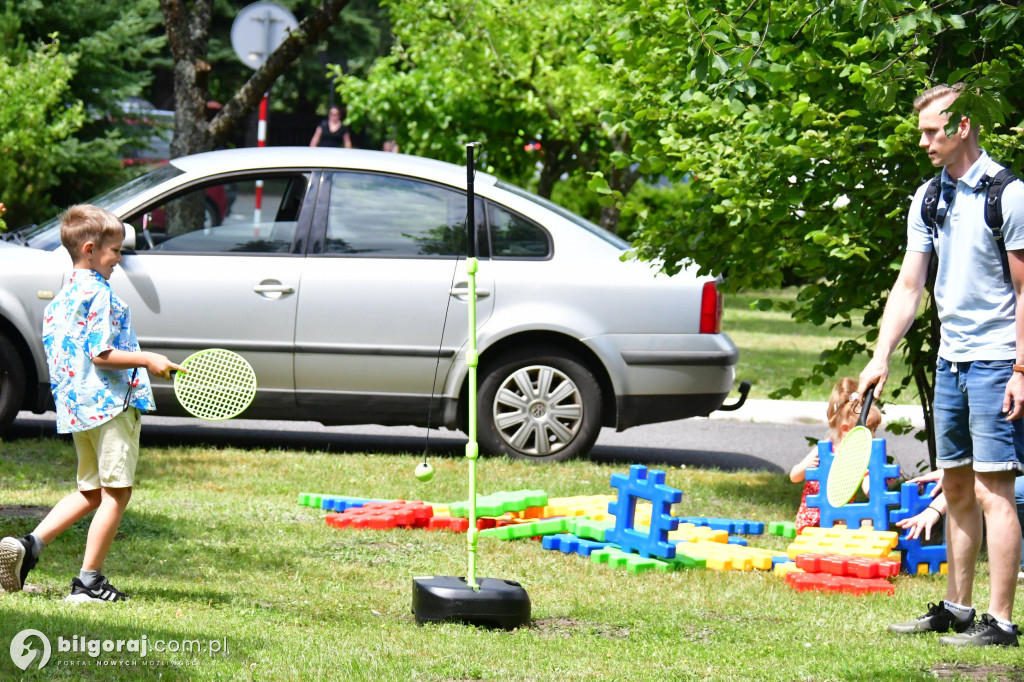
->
<box><xmin>8</xmin><ymin>410</ymin><xmax>932</xmax><ymax>476</ymax></box>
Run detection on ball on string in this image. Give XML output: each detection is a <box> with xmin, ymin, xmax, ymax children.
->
<box><xmin>415</xmin><ymin>461</ymin><xmax>435</xmax><ymax>482</ymax></box>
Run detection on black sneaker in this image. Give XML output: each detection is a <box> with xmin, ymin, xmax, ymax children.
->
<box><xmin>939</xmin><ymin>613</ymin><xmax>1019</xmax><ymax>647</ymax></box>
<box><xmin>0</xmin><ymin>535</ymin><xmax>38</xmax><ymax>593</ymax></box>
<box><xmin>65</xmin><ymin>575</ymin><xmax>128</xmax><ymax>603</ymax></box>
<box><xmin>887</xmin><ymin>601</ymin><xmax>975</xmax><ymax>634</ymax></box>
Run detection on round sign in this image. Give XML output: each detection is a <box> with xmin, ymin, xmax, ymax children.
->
<box><xmin>230</xmin><ymin>2</ymin><xmax>299</xmax><ymax>70</ymax></box>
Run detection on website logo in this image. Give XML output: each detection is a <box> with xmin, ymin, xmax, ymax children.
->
<box><xmin>10</xmin><ymin>629</ymin><xmax>51</xmax><ymax>671</ymax></box>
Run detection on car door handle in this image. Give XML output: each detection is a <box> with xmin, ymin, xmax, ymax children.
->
<box><xmin>450</xmin><ymin>284</ymin><xmax>490</xmax><ymax>298</ymax></box>
<box><xmin>252</xmin><ymin>283</ymin><xmax>295</xmax><ymax>294</ymax></box>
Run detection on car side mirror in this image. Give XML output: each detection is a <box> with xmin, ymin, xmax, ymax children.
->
<box><xmin>122</xmin><ymin>222</ymin><xmax>137</xmax><ymax>251</ymax></box>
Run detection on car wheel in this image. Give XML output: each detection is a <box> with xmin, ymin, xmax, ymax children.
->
<box><xmin>478</xmin><ymin>348</ymin><xmax>602</xmax><ymax>463</ymax></box>
<box><xmin>0</xmin><ymin>334</ymin><xmax>26</xmax><ymax>431</ymax></box>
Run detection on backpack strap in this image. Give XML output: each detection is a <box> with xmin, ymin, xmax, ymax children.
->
<box><xmin>981</xmin><ymin>168</ymin><xmax>1017</xmax><ymax>284</ymax></box>
<box><xmin>921</xmin><ymin>175</ymin><xmax>942</xmax><ymax>237</ymax></box>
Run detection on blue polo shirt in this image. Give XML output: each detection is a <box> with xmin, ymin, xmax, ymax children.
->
<box><xmin>42</xmin><ymin>268</ymin><xmax>155</xmax><ymax>433</ymax></box>
<box><xmin>906</xmin><ymin>151</ymin><xmax>1024</xmax><ymax>361</ymax></box>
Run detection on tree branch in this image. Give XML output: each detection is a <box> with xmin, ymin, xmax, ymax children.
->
<box><xmin>207</xmin><ymin>0</ymin><xmax>352</xmax><ymax>148</ymax></box>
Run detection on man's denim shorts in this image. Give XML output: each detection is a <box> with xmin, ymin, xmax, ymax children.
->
<box><xmin>933</xmin><ymin>358</ymin><xmax>1024</xmax><ymax>472</ymax></box>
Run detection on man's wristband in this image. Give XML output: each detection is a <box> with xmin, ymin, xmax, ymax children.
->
<box><xmin>1014</xmin><ymin>364</ymin><xmax>1024</xmax><ymax>374</ymax></box>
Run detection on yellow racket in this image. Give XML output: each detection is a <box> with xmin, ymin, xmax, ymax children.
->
<box><xmin>173</xmin><ymin>348</ymin><xmax>257</xmax><ymax>421</ymax></box>
<box><xmin>826</xmin><ymin>386</ymin><xmax>875</xmax><ymax>507</ymax></box>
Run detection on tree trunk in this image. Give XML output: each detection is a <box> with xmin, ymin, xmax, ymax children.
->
<box><xmin>160</xmin><ymin>0</ymin><xmax>352</xmax><ymax>158</ymax></box>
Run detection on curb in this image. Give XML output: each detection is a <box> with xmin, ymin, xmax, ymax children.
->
<box><xmin>707</xmin><ymin>399</ymin><xmax>926</xmax><ymax>430</ymax></box>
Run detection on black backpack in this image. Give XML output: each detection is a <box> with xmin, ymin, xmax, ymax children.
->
<box><xmin>921</xmin><ymin>167</ymin><xmax>1018</xmax><ymax>283</ymax></box>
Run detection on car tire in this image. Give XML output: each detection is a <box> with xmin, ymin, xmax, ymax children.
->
<box><xmin>478</xmin><ymin>348</ymin><xmax>602</xmax><ymax>463</ymax></box>
<box><xmin>0</xmin><ymin>334</ymin><xmax>26</xmax><ymax>431</ymax></box>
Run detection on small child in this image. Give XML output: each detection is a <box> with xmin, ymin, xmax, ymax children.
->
<box><xmin>0</xmin><ymin>205</ymin><xmax>181</xmax><ymax>602</ymax></box>
<box><xmin>789</xmin><ymin>377</ymin><xmax>883</xmax><ymax>533</ymax></box>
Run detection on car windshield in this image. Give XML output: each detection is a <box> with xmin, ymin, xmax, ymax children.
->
<box><xmin>494</xmin><ymin>180</ymin><xmax>629</xmax><ymax>249</ymax></box>
<box><xmin>13</xmin><ymin>164</ymin><xmax>184</xmax><ymax>250</ymax></box>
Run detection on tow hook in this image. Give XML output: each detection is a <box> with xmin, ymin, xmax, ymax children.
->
<box><xmin>718</xmin><ymin>380</ymin><xmax>751</xmax><ymax>412</ymax></box>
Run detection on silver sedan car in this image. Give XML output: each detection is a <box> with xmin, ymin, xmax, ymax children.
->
<box><xmin>0</xmin><ymin>148</ymin><xmax>741</xmax><ymax>462</ymax></box>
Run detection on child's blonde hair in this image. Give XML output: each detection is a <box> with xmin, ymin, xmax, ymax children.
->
<box><xmin>60</xmin><ymin>204</ymin><xmax>124</xmax><ymax>258</ymax></box>
<box><xmin>826</xmin><ymin>377</ymin><xmax>882</xmax><ymax>441</ymax></box>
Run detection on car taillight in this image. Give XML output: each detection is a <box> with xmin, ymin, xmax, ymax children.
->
<box><xmin>699</xmin><ymin>281</ymin><xmax>723</xmax><ymax>334</ymax></box>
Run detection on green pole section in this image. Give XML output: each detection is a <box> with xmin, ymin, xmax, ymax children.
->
<box><xmin>465</xmin><ymin>255</ymin><xmax>480</xmax><ymax>590</ymax></box>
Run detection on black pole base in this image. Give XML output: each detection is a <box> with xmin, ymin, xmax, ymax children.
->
<box><xmin>412</xmin><ymin>575</ymin><xmax>531</xmax><ymax>629</ymax></box>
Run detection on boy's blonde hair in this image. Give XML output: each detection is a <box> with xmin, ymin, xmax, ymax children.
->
<box><xmin>826</xmin><ymin>377</ymin><xmax>882</xmax><ymax>440</ymax></box>
<box><xmin>60</xmin><ymin>204</ymin><xmax>124</xmax><ymax>258</ymax></box>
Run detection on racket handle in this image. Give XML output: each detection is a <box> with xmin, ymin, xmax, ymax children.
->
<box><xmin>859</xmin><ymin>384</ymin><xmax>875</xmax><ymax>426</ymax></box>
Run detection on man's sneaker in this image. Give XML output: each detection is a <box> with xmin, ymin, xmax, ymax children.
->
<box><xmin>887</xmin><ymin>601</ymin><xmax>975</xmax><ymax>634</ymax></box>
<box><xmin>0</xmin><ymin>535</ymin><xmax>38</xmax><ymax>593</ymax></box>
<box><xmin>939</xmin><ymin>614</ymin><xmax>1019</xmax><ymax>647</ymax></box>
<box><xmin>65</xmin><ymin>576</ymin><xmax>128</xmax><ymax>603</ymax></box>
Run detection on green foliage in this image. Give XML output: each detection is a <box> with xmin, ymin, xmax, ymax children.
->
<box><xmin>336</xmin><ymin>0</ymin><xmax>637</xmax><ymax>228</ymax></box>
<box><xmin>0</xmin><ymin>0</ymin><xmax>165</xmax><ymax>224</ymax></box>
<box><xmin>0</xmin><ymin>40</ymin><xmax>90</xmax><ymax>229</ymax></box>
<box><xmin>595</xmin><ymin>0</ymin><xmax>1024</xmax><ymax>454</ymax></box>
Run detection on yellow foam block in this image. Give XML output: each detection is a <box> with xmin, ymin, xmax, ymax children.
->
<box><xmin>665</xmin><ymin>523</ymin><xmax>729</xmax><ymax>544</ymax></box>
<box><xmin>787</xmin><ymin>526</ymin><xmax>899</xmax><ymax>560</ymax></box>
<box><xmin>773</xmin><ymin>562</ymin><xmax>804</xmax><ymax>576</ymax></box>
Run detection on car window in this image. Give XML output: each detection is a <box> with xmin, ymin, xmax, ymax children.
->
<box><xmin>494</xmin><ymin>179</ymin><xmax>629</xmax><ymax>249</ymax></box>
<box><xmin>487</xmin><ymin>203</ymin><xmax>551</xmax><ymax>259</ymax></box>
<box><xmin>325</xmin><ymin>172</ymin><xmax>470</xmax><ymax>257</ymax></box>
<box><xmin>127</xmin><ymin>175</ymin><xmax>308</xmax><ymax>254</ymax></box>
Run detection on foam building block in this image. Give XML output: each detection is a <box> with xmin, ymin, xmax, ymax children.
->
<box><xmin>887</xmin><ymin>481</ymin><xmax>948</xmax><ymax>575</ymax></box>
<box><xmin>541</xmin><ymin>533</ymin><xmax>611</xmax><ymax>557</ymax></box>
<box><xmin>768</xmin><ymin>521</ymin><xmax>797</xmax><ymax>539</ymax></box>
<box><xmin>667</xmin><ymin>523</ymin><xmax>729</xmax><ymax>545</ymax></box>
<box><xmin>478</xmin><ymin>517</ymin><xmax>570</xmax><ymax>540</ymax></box>
<box><xmin>787</xmin><ymin>526</ymin><xmax>899</xmax><ymax>559</ymax></box>
<box><xmin>570</xmin><ymin>517</ymin><xmax>615</xmax><ymax>542</ymax></box>
<box><xmin>447</xmin><ymin>489</ymin><xmax>549</xmax><ymax>518</ymax></box>
<box><xmin>605</xmin><ymin>465</ymin><xmax>682</xmax><ymax>560</ymax></box>
<box><xmin>325</xmin><ymin>500</ymin><xmax>433</xmax><ymax>530</ymax></box>
<box><xmin>785</xmin><ymin>572</ymin><xmax>895</xmax><ymax>596</ymax></box>
<box><xmin>773</xmin><ymin>562</ymin><xmax>804</xmax><ymax>577</ymax></box>
<box><xmin>795</xmin><ymin>554</ymin><xmax>900</xmax><ymax>579</ymax></box>
<box><xmin>804</xmin><ymin>438</ymin><xmax>901</xmax><ymax>529</ymax></box>
<box><xmin>590</xmin><ymin>546</ymin><xmax>703</xmax><ymax>573</ymax></box>
<box><xmin>682</xmin><ymin>540</ymin><xmax>785</xmax><ymax>571</ymax></box>
<box><xmin>510</xmin><ymin>495</ymin><xmax>618</xmax><ymax>521</ymax></box>
<box><xmin>676</xmin><ymin>517</ymin><xmax>765</xmax><ymax>535</ymax></box>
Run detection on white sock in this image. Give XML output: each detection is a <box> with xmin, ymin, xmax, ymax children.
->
<box><xmin>992</xmin><ymin>615</ymin><xmax>1017</xmax><ymax>633</ymax></box>
<box><xmin>943</xmin><ymin>601</ymin><xmax>973</xmax><ymax>619</ymax></box>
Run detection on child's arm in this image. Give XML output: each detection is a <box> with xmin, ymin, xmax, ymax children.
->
<box><xmin>92</xmin><ymin>349</ymin><xmax>183</xmax><ymax>380</ymax></box>
<box><xmin>790</xmin><ymin>446</ymin><xmax>819</xmax><ymax>483</ymax></box>
<box><xmin>893</xmin><ymin>494</ymin><xmax>946</xmax><ymax>540</ymax></box>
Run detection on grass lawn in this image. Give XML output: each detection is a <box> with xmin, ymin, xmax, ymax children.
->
<box><xmin>725</xmin><ymin>289</ymin><xmax>919</xmax><ymax>404</ymax></box>
<box><xmin>1</xmin><ymin>438</ymin><xmax>1020</xmax><ymax>681</ymax></box>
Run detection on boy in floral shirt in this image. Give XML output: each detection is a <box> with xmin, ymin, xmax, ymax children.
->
<box><xmin>0</xmin><ymin>205</ymin><xmax>180</xmax><ymax>602</ymax></box>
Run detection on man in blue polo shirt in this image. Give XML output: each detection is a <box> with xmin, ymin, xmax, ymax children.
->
<box><xmin>859</xmin><ymin>84</ymin><xmax>1023</xmax><ymax>647</ymax></box>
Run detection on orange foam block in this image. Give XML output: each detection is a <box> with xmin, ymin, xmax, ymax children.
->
<box><xmin>326</xmin><ymin>500</ymin><xmax>433</xmax><ymax>530</ymax></box>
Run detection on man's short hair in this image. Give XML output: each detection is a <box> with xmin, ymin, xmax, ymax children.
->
<box><xmin>914</xmin><ymin>82</ymin><xmax>966</xmax><ymax>112</ymax></box>
<box><xmin>60</xmin><ymin>204</ymin><xmax>124</xmax><ymax>257</ymax></box>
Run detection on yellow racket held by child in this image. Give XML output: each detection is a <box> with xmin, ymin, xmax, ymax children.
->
<box><xmin>173</xmin><ymin>349</ymin><xmax>256</xmax><ymax>421</ymax></box>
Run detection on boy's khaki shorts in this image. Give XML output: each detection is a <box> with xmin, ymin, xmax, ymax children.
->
<box><xmin>72</xmin><ymin>408</ymin><xmax>142</xmax><ymax>490</ymax></box>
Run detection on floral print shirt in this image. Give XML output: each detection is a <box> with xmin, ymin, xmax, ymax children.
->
<box><xmin>42</xmin><ymin>269</ymin><xmax>155</xmax><ymax>433</ymax></box>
